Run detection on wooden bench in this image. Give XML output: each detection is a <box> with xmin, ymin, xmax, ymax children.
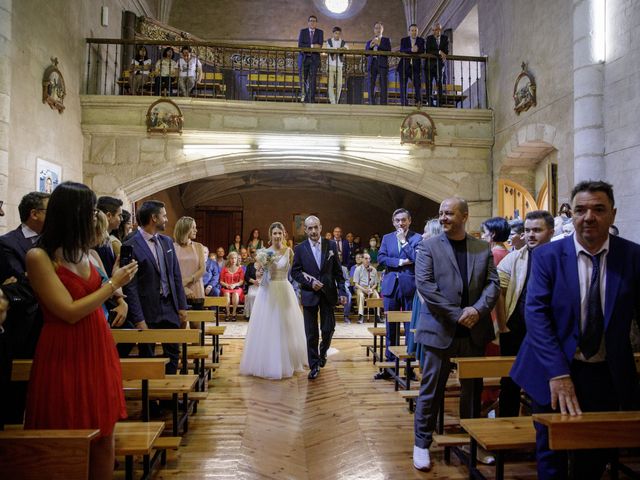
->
<box><xmin>533</xmin><ymin>411</ymin><xmax>640</xmax><ymax>480</ymax></box>
<box><xmin>0</xmin><ymin>429</ymin><xmax>100</xmax><ymax>479</ymax></box>
<box><xmin>204</xmin><ymin>295</ymin><xmax>228</xmax><ymax>328</ymax></box>
<box><xmin>387</xmin><ymin>345</ymin><xmax>416</xmax><ymax>391</ymax></box>
<box><xmin>114</xmin><ymin>421</ymin><xmax>166</xmax><ymax>480</ymax></box>
<box><xmin>366</xmin><ymin>326</ymin><xmax>386</xmax><ymax>363</ymax></box>
<box><xmin>460</xmin><ymin>416</ymin><xmax>536</xmax><ymax>480</ymax></box>
<box><xmin>194</xmin><ymin>71</ymin><xmax>226</xmax><ymax>99</ymax></box>
<box><xmin>365</xmin><ymin>297</ymin><xmax>384</xmax><ymax>325</ymax></box>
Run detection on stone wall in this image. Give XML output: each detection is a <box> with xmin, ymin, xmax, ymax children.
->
<box><xmin>603</xmin><ymin>0</ymin><xmax>640</xmax><ymax>240</ymax></box>
<box><xmin>168</xmin><ymin>0</ymin><xmax>407</xmax><ymax>47</ymax></box>
<box><xmin>2</xmin><ymin>0</ymin><xmax>155</xmax><ymax>232</ymax></box>
<box><xmin>478</xmin><ymin>0</ymin><xmax>574</xmax><ymax>208</ymax></box>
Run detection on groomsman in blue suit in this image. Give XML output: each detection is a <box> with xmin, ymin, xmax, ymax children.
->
<box><xmin>365</xmin><ymin>21</ymin><xmax>391</xmax><ymax>105</ymax></box>
<box><xmin>298</xmin><ymin>15</ymin><xmax>324</xmax><ymax>103</ymax></box>
<box><xmin>376</xmin><ymin>209</ymin><xmax>421</xmax><ymax>376</ymax></box>
<box><xmin>511</xmin><ymin>181</ymin><xmax>640</xmax><ymax>480</ymax></box>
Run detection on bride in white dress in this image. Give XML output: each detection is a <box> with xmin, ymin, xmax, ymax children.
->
<box><xmin>239</xmin><ymin>221</ymin><xmax>308</xmax><ymax>379</ymax></box>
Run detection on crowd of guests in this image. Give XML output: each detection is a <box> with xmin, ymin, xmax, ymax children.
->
<box><xmin>1</xmin><ymin>179</ymin><xmax>639</xmax><ymax>478</ymax></box>
<box><xmin>127</xmin><ymin>16</ymin><xmax>450</xmax><ymax>106</ymax></box>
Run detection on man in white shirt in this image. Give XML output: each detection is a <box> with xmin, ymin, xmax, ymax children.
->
<box><xmin>353</xmin><ymin>253</ymin><xmax>379</xmax><ymax>324</ymax></box>
<box><xmin>177</xmin><ymin>46</ymin><xmax>203</xmax><ymax>97</ymax></box>
<box><xmin>326</xmin><ymin>27</ymin><xmax>348</xmax><ymax>104</ymax></box>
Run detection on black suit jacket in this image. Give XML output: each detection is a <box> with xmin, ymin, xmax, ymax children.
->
<box><xmin>0</xmin><ymin>226</ymin><xmax>34</xmax><ymax>282</ymax></box>
<box><xmin>365</xmin><ymin>37</ymin><xmax>392</xmax><ymax>69</ymax></box>
<box><xmin>298</xmin><ymin>28</ymin><xmax>324</xmax><ymax>65</ymax></box>
<box><xmin>399</xmin><ymin>36</ymin><xmax>425</xmax><ymax>74</ymax></box>
<box><xmin>425</xmin><ymin>34</ymin><xmax>449</xmax><ymax>69</ymax></box>
<box><xmin>122</xmin><ymin>231</ymin><xmax>187</xmax><ymax>327</ymax></box>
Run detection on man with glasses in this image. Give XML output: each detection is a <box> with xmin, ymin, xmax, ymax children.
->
<box><xmin>298</xmin><ymin>15</ymin><xmax>324</xmax><ymax>103</ymax></box>
<box><xmin>0</xmin><ymin>192</ymin><xmax>49</xmax><ymax>282</ymax></box>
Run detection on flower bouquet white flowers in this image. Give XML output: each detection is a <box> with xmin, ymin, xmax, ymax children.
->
<box><xmin>255</xmin><ymin>248</ymin><xmax>275</xmax><ymax>268</ymax></box>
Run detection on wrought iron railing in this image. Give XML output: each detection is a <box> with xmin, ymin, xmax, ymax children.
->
<box><xmin>85</xmin><ymin>38</ymin><xmax>487</xmax><ymax>109</ymax></box>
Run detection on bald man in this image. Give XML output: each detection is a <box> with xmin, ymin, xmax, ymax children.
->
<box><xmin>412</xmin><ymin>197</ymin><xmax>499</xmax><ymax>471</ymax></box>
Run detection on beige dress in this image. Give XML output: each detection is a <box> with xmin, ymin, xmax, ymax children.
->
<box><xmin>175</xmin><ymin>242</ymin><xmax>205</xmax><ymax>299</ymax></box>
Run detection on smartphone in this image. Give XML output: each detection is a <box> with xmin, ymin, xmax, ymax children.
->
<box><xmin>120</xmin><ymin>245</ymin><xmax>134</xmax><ymax>266</ymax></box>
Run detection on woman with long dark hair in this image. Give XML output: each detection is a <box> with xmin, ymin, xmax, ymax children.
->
<box><xmin>129</xmin><ymin>46</ymin><xmax>151</xmax><ymax>95</ymax></box>
<box><xmin>154</xmin><ymin>46</ymin><xmax>177</xmax><ymax>96</ymax></box>
<box><xmin>24</xmin><ymin>181</ymin><xmax>138</xmax><ymax>479</ymax></box>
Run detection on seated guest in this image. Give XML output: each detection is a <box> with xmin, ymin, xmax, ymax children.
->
<box><xmin>298</xmin><ymin>15</ymin><xmax>323</xmax><ymax>103</ymax></box>
<box><xmin>507</xmin><ymin>218</ymin><xmax>525</xmax><ymax>250</ymax></box>
<box><xmin>24</xmin><ymin>181</ymin><xmax>138</xmax><ymax>479</ymax></box>
<box><xmin>203</xmin><ymin>252</ymin><xmax>221</xmax><ymax>297</ymax></box>
<box><xmin>349</xmin><ymin>252</ymin><xmax>363</xmax><ymax>278</ymax></box>
<box><xmin>364</xmin><ymin>236</ymin><xmax>380</xmax><ymax>265</ymax></box>
<box><xmin>95</xmin><ymin>196</ymin><xmax>123</xmax><ymax>278</ymax></box>
<box><xmin>399</xmin><ymin>24</ymin><xmax>425</xmax><ymax>106</ymax></box>
<box><xmin>244</xmin><ymin>257</ymin><xmax>260</xmax><ymax>320</ymax></box>
<box><xmin>366</xmin><ymin>21</ymin><xmax>391</xmax><ymax>105</ymax></box>
<box><xmin>324</xmin><ymin>232</ymin><xmax>333</xmax><ymax>241</ymax></box>
<box><xmin>496</xmin><ymin>210</ymin><xmax>554</xmax><ymax>418</ymax></box>
<box><xmin>246</xmin><ymin>228</ymin><xmax>264</xmax><ymax>250</ymax></box>
<box><xmin>326</xmin><ymin>26</ymin><xmax>348</xmax><ymax>104</ymax></box>
<box><xmin>154</xmin><ymin>46</ymin><xmax>177</xmax><ymax>96</ymax></box>
<box><xmin>215</xmin><ymin>246</ymin><xmax>226</xmax><ymax>271</ymax></box>
<box><xmin>173</xmin><ymin>216</ymin><xmax>206</xmax><ymax>305</ymax></box>
<box><xmin>239</xmin><ymin>247</ymin><xmax>250</xmax><ymax>269</ymax></box>
<box><xmin>129</xmin><ymin>46</ymin><xmax>151</xmax><ymax>95</ymax></box>
<box><xmin>511</xmin><ymin>181</ymin><xmax>640</xmax><ymax>479</ymax></box>
<box><xmin>0</xmin><ymin>191</ymin><xmax>49</xmax><ymax>282</ymax></box>
<box><xmin>228</xmin><ymin>234</ymin><xmax>244</xmax><ymax>253</ymax></box>
<box><xmin>353</xmin><ymin>253</ymin><xmax>380</xmax><ymax>324</ymax></box>
<box><xmin>220</xmin><ymin>251</ymin><xmax>244</xmax><ymax>321</ymax></box>
<box><xmin>177</xmin><ymin>46</ymin><xmax>202</xmax><ymax>97</ymax></box>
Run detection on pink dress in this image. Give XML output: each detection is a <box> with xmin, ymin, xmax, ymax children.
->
<box><xmin>25</xmin><ymin>265</ymin><xmax>126</xmax><ymax>437</ymax></box>
<box><xmin>175</xmin><ymin>242</ymin><xmax>205</xmax><ymax>299</ymax></box>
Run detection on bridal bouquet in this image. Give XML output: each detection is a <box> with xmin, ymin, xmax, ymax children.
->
<box><xmin>255</xmin><ymin>248</ymin><xmax>275</xmax><ymax>268</ymax></box>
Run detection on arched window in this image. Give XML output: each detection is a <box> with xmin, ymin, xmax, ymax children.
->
<box><xmin>324</xmin><ymin>0</ymin><xmax>350</xmax><ymax>14</ymax></box>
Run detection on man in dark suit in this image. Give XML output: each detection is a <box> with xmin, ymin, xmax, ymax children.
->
<box><xmin>332</xmin><ymin>226</ymin><xmax>351</xmax><ymax>268</ymax></box>
<box><xmin>123</xmin><ymin>200</ymin><xmax>188</xmax><ymax>374</ymax></box>
<box><xmin>412</xmin><ymin>197</ymin><xmax>499</xmax><ymax>471</ymax></box>
<box><xmin>399</xmin><ymin>24</ymin><xmax>425</xmax><ymax>106</ymax></box>
<box><xmin>95</xmin><ymin>196</ymin><xmax>123</xmax><ymax>276</ymax></box>
<box><xmin>424</xmin><ymin>22</ymin><xmax>449</xmax><ymax>106</ymax></box>
<box><xmin>511</xmin><ymin>181</ymin><xmax>640</xmax><ymax>480</ymax></box>
<box><xmin>298</xmin><ymin>15</ymin><xmax>324</xmax><ymax>103</ymax></box>
<box><xmin>365</xmin><ymin>21</ymin><xmax>391</xmax><ymax>105</ymax></box>
<box><xmin>291</xmin><ymin>215</ymin><xmax>347</xmax><ymax>380</ymax></box>
<box><xmin>0</xmin><ymin>192</ymin><xmax>49</xmax><ymax>282</ymax></box>
<box><xmin>376</xmin><ymin>208</ymin><xmax>421</xmax><ymax>371</ymax></box>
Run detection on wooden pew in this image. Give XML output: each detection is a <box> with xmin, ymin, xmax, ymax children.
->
<box><xmin>365</xmin><ymin>297</ymin><xmax>384</xmax><ymax>325</ymax></box>
<box><xmin>0</xmin><ymin>429</ymin><xmax>100</xmax><ymax>480</ymax></box>
<box><xmin>203</xmin><ymin>295</ymin><xmax>228</xmax><ymax>327</ymax></box>
<box><xmin>114</xmin><ymin>421</ymin><xmax>166</xmax><ymax>480</ymax></box>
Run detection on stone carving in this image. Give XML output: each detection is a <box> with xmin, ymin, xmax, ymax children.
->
<box><xmin>400</xmin><ymin>111</ymin><xmax>436</xmax><ymax>146</ymax></box>
<box><xmin>42</xmin><ymin>57</ymin><xmax>66</xmax><ymax>114</ymax></box>
<box><xmin>146</xmin><ymin>98</ymin><xmax>183</xmax><ymax>135</ymax></box>
<box><xmin>513</xmin><ymin>62</ymin><xmax>536</xmax><ymax>115</ymax></box>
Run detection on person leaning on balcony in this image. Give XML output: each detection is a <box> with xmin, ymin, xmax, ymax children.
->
<box><xmin>298</xmin><ymin>15</ymin><xmax>324</xmax><ymax>103</ymax></box>
<box><xmin>365</xmin><ymin>21</ymin><xmax>391</xmax><ymax>105</ymax></box>
<box><xmin>154</xmin><ymin>46</ymin><xmax>178</xmax><ymax>96</ymax></box>
<box><xmin>326</xmin><ymin>26</ymin><xmax>348</xmax><ymax>104</ymax></box>
<box><xmin>177</xmin><ymin>46</ymin><xmax>202</xmax><ymax>97</ymax></box>
<box><xmin>129</xmin><ymin>46</ymin><xmax>152</xmax><ymax>95</ymax></box>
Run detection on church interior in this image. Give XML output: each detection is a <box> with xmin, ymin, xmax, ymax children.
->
<box><xmin>0</xmin><ymin>0</ymin><xmax>639</xmax><ymax>478</ymax></box>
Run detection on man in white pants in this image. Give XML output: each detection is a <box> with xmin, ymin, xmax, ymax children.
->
<box><xmin>352</xmin><ymin>253</ymin><xmax>379</xmax><ymax>324</ymax></box>
<box><xmin>326</xmin><ymin>27</ymin><xmax>348</xmax><ymax>104</ymax></box>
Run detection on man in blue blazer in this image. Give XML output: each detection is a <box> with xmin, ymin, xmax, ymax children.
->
<box><xmin>365</xmin><ymin>21</ymin><xmax>391</xmax><ymax>105</ymax></box>
<box><xmin>376</xmin><ymin>209</ymin><xmax>421</xmax><ymax>369</ymax></box>
<box><xmin>123</xmin><ymin>200</ymin><xmax>188</xmax><ymax>374</ymax></box>
<box><xmin>399</xmin><ymin>24</ymin><xmax>425</xmax><ymax>106</ymax></box>
<box><xmin>291</xmin><ymin>215</ymin><xmax>347</xmax><ymax>380</ymax></box>
<box><xmin>511</xmin><ymin>181</ymin><xmax>640</xmax><ymax>480</ymax></box>
<box><xmin>298</xmin><ymin>15</ymin><xmax>324</xmax><ymax>103</ymax></box>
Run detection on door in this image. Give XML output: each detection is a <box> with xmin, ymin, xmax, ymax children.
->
<box><xmin>194</xmin><ymin>207</ymin><xmax>243</xmax><ymax>254</ymax></box>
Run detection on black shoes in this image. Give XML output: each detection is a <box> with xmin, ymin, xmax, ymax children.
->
<box><xmin>373</xmin><ymin>369</ymin><xmax>393</xmax><ymax>380</ymax></box>
<box><xmin>308</xmin><ymin>366</ymin><xmax>320</xmax><ymax>380</ymax></box>
<box><xmin>319</xmin><ymin>356</ymin><xmax>327</xmax><ymax>368</ymax></box>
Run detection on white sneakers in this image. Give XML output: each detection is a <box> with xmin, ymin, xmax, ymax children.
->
<box><xmin>413</xmin><ymin>445</ymin><xmax>432</xmax><ymax>471</ymax></box>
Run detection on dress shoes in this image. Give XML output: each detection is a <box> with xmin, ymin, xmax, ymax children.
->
<box><xmin>413</xmin><ymin>445</ymin><xmax>432</xmax><ymax>471</ymax></box>
<box><xmin>357</xmin><ymin>315</ymin><xmax>365</xmax><ymax>324</ymax></box>
<box><xmin>373</xmin><ymin>369</ymin><xmax>392</xmax><ymax>380</ymax></box>
<box><xmin>319</xmin><ymin>356</ymin><xmax>327</xmax><ymax>368</ymax></box>
<box><xmin>308</xmin><ymin>366</ymin><xmax>320</xmax><ymax>380</ymax></box>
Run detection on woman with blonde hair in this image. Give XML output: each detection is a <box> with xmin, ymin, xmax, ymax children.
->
<box><xmin>239</xmin><ymin>221</ymin><xmax>307</xmax><ymax>379</ymax></box>
<box><xmin>219</xmin><ymin>251</ymin><xmax>244</xmax><ymax>321</ymax></box>
<box><xmin>173</xmin><ymin>216</ymin><xmax>205</xmax><ymax>304</ymax></box>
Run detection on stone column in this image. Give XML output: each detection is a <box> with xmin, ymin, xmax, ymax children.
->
<box><xmin>0</xmin><ymin>0</ymin><xmax>11</xmax><ymax>232</ymax></box>
<box><xmin>573</xmin><ymin>0</ymin><xmax>605</xmax><ymax>182</ymax></box>
<box><xmin>157</xmin><ymin>0</ymin><xmax>173</xmax><ymax>24</ymax></box>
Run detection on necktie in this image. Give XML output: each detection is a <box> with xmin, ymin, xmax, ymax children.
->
<box><xmin>579</xmin><ymin>251</ymin><xmax>604</xmax><ymax>359</ymax></box>
<box><xmin>151</xmin><ymin>236</ymin><xmax>169</xmax><ymax>296</ymax></box>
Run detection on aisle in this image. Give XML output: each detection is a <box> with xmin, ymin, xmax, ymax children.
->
<box><xmin>152</xmin><ymin>339</ymin><xmax>538</xmax><ymax>479</ymax></box>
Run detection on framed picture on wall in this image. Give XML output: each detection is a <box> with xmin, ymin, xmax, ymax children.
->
<box><xmin>36</xmin><ymin>158</ymin><xmax>62</xmax><ymax>193</ymax></box>
<box><xmin>292</xmin><ymin>213</ymin><xmax>315</xmax><ymax>245</ymax></box>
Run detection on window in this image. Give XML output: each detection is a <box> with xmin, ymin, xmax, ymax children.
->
<box><xmin>324</xmin><ymin>0</ymin><xmax>349</xmax><ymax>14</ymax></box>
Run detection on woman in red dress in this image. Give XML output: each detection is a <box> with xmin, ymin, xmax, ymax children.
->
<box><xmin>219</xmin><ymin>251</ymin><xmax>244</xmax><ymax>321</ymax></box>
<box><xmin>25</xmin><ymin>182</ymin><xmax>139</xmax><ymax>479</ymax></box>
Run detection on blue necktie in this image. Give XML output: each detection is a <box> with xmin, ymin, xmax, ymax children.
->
<box><xmin>579</xmin><ymin>251</ymin><xmax>604</xmax><ymax>359</ymax></box>
<box><xmin>151</xmin><ymin>236</ymin><xmax>169</xmax><ymax>297</ymax></box>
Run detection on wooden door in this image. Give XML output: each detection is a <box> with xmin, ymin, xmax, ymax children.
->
<box><xmin>194</xmin><ymin>207</ymin><xmax>242</xmax><ymax>254</ymax></box>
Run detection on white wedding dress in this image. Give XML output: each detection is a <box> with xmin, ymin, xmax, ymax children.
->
<box><xmin>239</xmin><ymin>248</ymin><xmax>308</xmax><ymax>379</ymax></box>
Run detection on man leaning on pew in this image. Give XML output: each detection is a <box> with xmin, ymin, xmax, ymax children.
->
<box><xmin>511</xmin><ymin>181</ymin><xmax>640</xmax><ymax>480</ymax></box>
<box><xmin>412</xmin><ymin>197</ymin><xmax>499</xmax><ymax>471</ymax></box>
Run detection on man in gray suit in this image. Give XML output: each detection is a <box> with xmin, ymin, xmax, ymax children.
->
<box><xmin>412</xmin><ymin>197</ymin><xmax>500</xmax><ymax>471</ymax></box>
